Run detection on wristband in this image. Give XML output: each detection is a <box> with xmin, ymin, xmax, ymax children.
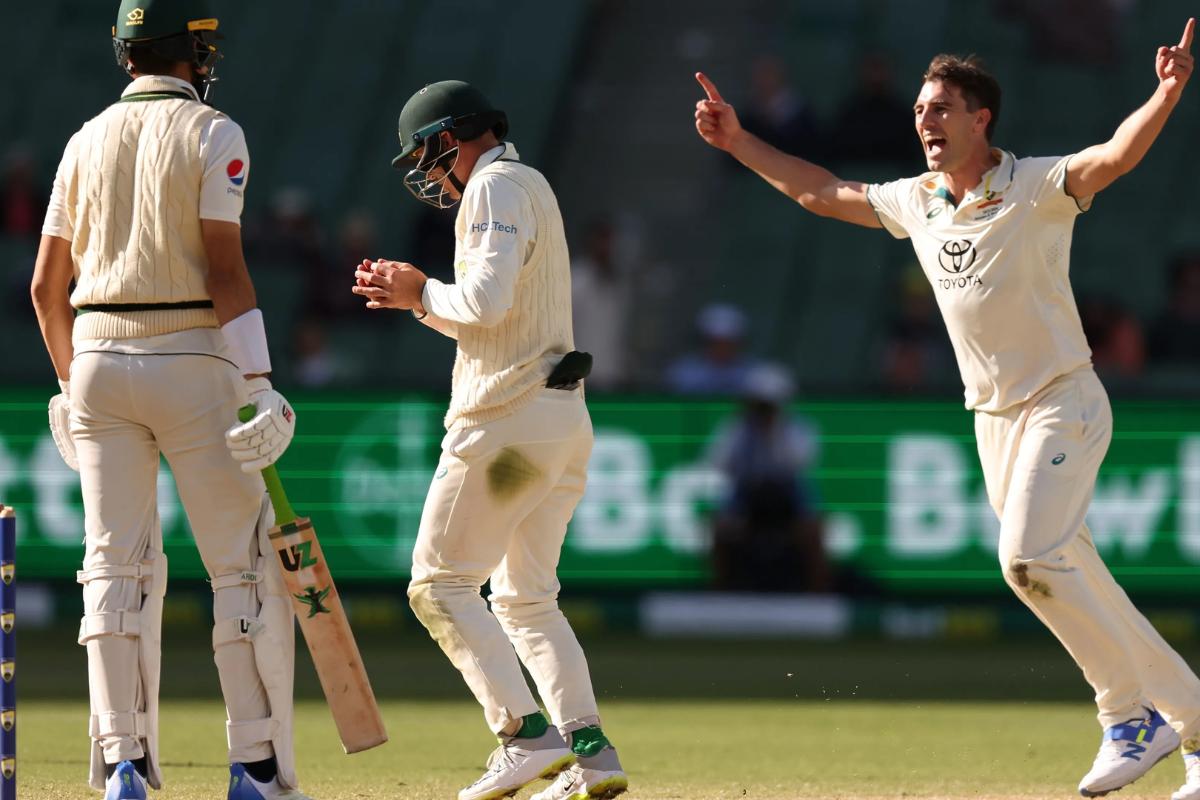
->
<box><xmin>221</xmin><ymin>308</ymin><xmax>272</xmax><ymax>375</ymax></box>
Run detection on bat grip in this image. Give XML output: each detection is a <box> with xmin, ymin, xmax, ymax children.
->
<box><xmin>238</xmin><ymin>403</ymin><xmax>298</xmax><ymax>526</ymax></box>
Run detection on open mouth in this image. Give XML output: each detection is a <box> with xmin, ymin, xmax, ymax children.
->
<box><xmin>924</xmin><ymin>136</ymin><xmax>947</xmax><ymax>157</ymax></box>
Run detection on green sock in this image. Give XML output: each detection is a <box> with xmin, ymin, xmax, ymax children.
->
<box><xmin>514</xmin><ymin>712</ymin><xmax>549</xmax><ymax>739</ymax></box>
<box><xmin>570</xmin><ymin>726</ymin><xmax>610</xmax><ymax>757</ymax></box>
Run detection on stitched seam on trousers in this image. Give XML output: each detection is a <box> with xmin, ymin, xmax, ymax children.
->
<box><xmin>73</xmin><ymin>350</ymin><xmax>239</xmax><ymax>370</ymax></box>
<box><xmin>496</xmin><ymin>605</ymin><xmax>555</xmax><ymax>714</ymax></box>
<box><xmin>425</xmin><ymin>588</ymin><xmax>521</xmax><ymax>729</ymax></box>
<box><xmin>427</xmin><ymin>457</ymin><xmax>526</xmax><ymax>729</ymax></box>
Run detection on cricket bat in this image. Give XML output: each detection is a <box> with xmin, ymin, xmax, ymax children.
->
<box><xmin>237</xmin><ymin>407</ymin><xmax>387</xmax><ymax>754</ymax></box>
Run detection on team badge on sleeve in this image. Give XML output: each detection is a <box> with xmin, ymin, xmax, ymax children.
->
<box><xmin>226</xmin><ymin>159</ymin><xmax>246</xmax><ymax>186</ymax></box>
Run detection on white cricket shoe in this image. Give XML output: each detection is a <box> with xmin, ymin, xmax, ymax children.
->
<box><xmin>530</xmin><ymin>746</ymin><xmax>628</xmax><ymax>800</ymax></box>
<box><xmin>1079</xmin><ymin>710</ymin><xmax>1179</xmax><ymax>797</ymax></box>
<box><xmin>458</xmin><ymin>728</ymin><xmax>575</xmax><ymax>800</ymax></box>
<box><xmin>1172</xmin><ymin>749</ymin><xmax>1200</xmax><ymax>800</ymax></box>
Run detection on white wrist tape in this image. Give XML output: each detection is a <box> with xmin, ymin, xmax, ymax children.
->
<box><xmin>221</xmin><ymin>309</ymin><xmax>272</xmax><ymax>375</ymax></box>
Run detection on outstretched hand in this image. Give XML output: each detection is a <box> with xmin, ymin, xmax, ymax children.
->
<box><xmin>694</xmin><ymin>72</ymin><xmax>743</xmax><ymax>152</ymax></box>
<box><xmin>1157</xmin><ymin>17</ymin><xmax>1194</xmax><ymax>101</ymax></box>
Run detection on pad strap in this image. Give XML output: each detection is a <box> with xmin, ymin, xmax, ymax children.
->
<box><xmin>90</xmin><ymin>711</ymin><xmax>148</xmax><ymax>739</ymax></box>
<box><xmin>227</xmin><ymin>717</ymin><xmax>277</xmax><ymax>749</ymax></box>
<box><xmin>211</xmin><ymin>570</ymin><xmax>262</xmax><ymax>591</ymax></box>
<box><xmin>78</xmin><ymin>610</ymin><xmax>141</xmax><ymax>643</ymax></box>
<box><xmin>77</xmin><ymin>562</ymin><xmax>153</xmax><ymax>584</ymax></box>
<box><xmin>212</xmin><ymin>616</ymin><xmax>264</xmax><ymax>649</ymax></box>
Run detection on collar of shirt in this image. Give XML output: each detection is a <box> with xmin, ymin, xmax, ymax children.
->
<box><xmin>121</xmin><ymin>74</ymin><xmax>200</xmax><ymax>101</ymax></box>
<box><xmin>467</xmin><ymin>141</ymin><xmax>520</xmax><ymax>182</ymax></box>
<box><xmin>922</xmin><ymin>147</ymin><xmax>1016</xmax><ymax>212</ymax></box>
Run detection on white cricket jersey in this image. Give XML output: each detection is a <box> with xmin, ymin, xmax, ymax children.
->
<box><xmin>420</xmin><ymin>142</ymin><xmax>575</xmax><ymax>430</ymax></box>
<box><xmin>867</xmin><ymin>149</ymin><xmax>1094</xmax><ymax>412</ymax></box>
<box><xmin>42</xmin><ymin>74</ymin><xmax>250</xmax><ymax>240</ymax></box>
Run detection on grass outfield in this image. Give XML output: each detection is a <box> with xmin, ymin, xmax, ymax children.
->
<box><xmin>21</xmin><ymin>698</ymin><xmax>1189</xmax><ymax>799</ymax></box>
<box><xmin>17</xmin><ymin>624</ymin><xmax>1200</xmax><ymax>798</ymax></box>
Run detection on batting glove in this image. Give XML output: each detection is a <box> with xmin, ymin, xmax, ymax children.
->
<box><xmin>225</xmin><ymin>377</ymin><xmax>296</xmax><ymax>473</ymax></box>
<box><xmin>48</xmin><ymin>378</ymin><xmax>79</xmax><ymax>472</ymax></box>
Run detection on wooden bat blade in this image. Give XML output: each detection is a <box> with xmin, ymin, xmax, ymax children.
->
<box><xmin>270</xmin><ymin>517</ymin><xmax>387</xmax><ymax>753</ymax></box>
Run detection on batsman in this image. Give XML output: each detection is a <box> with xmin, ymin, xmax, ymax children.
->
<box><xmin>351</xmin><ymin>80</ymin><xmax>628</xmax><ymax>800</ymax></box>
<box><xmin>696</xmin><ymin>17</ymin><xmax>1199</xmax><ymax>800</ymax></box>
<box><xmin>30</xmin><ymin>2</ymin><xmax>307</xmax><ymax>798</ymax></box>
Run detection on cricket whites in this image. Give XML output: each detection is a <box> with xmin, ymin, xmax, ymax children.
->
<box><xmin>237</xmin><ymin>407</ymin><xmax>387</xmax><ymax>754</ymax></box>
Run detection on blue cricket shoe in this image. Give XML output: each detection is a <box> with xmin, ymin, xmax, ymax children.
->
<box><xmin>104</xmin><ymin>761</ymin><xmax>148</xmax><ymax>800</ymax></box>
<box><xmin>228</xmin><ymin>763</ymin><xmax>313</xmax><ymax>800</ymax></box>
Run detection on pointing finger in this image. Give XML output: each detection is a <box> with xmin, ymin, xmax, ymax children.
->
<box><xmin>695</xmin><ymin>72</ymin><xmax>725</xmax><ymax>103</ymax></box>
<box><xmin>1181</xmin><ymin>17</ymin><xmax>1195</xmax><ymax>50</ymax></box>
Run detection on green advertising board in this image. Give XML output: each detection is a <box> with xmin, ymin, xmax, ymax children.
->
<box><xmin>2</xmin><ymin>391</ymin><xmax>1199</xmax><ymax>595</ymax></box>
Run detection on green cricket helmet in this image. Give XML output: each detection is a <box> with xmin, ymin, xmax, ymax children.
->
<box><xmin>392</xmin><ymin>80</ymin><xmax>508</xmax><ymax>208</ymax></box>
<box><xmin>112</xmin><ymin>0</ymin><xmax>223</xmax><ymax>102</ymax></box>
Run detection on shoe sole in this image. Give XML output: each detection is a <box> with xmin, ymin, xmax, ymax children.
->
<box><xmin>1080</xmin><ymin>743</ymin><xmax>1178</xmax><ymax>798</ymax></box>
<box><xmin>560</xmin><ymin>776</ymin><xmax>629</xmax><ymax>800</ymax></box>
<box><xmin>586</xmin><ymin>776</ymin><xmax>629</xmax><ymax>799</ymax></box>
<box><xmin>469</xmin><ymin>754</ymin><xmax>577</xmax><ymax>800</ymax></box>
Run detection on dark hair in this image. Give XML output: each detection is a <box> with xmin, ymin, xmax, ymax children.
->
<box><xmin>126</xmin><ymin>42</ymin><xmax>182</xmax><ymax>76</ymax></box>
<box><xmin>923</xmin><ymin>54</ymin><xmax>1002</xmax><ymax>141</ymax></box>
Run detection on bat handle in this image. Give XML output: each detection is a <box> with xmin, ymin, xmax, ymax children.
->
<box><xmin>237</xmin><ymin>403</ymin><xmax>299</xmax><ymax>526</ymax></box>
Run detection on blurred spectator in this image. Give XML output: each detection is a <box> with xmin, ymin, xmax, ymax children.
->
<box><xmin>1</xmin><ymin>147</ymin><xmax>46</xmax><ymax>240</ymax></box>
<box><xmin>571</xmin><ymin>218</ymin><xmax>630</xmax><ymax>390</ymax></box>
<box><xmin>668</xmin><ymin>304</ymin><xmax>759</xmax><ymax>395</ymax></box>
<box><xmin>882</xmin><ymin>266</ymin><xmax>956</xmax><ymax>393</ymax></box>
<box><xmin>738</xmin><ymin>55</ymin><xmax>822</xmax><ymax>159</ymax></box>
<box><xmin>1080</xmin><ymin>295</ymin><xmax>1146</xmax><ymax>378</ymax></box>
<box><xmin>707</xmin><ymin>364</ymin><xmax>829</xmax><ymax>592</ymax></box>
<box><xmin>410</xmin><ymin>203</ymin><xmax>458</xmax><ymax>281</ymax></box>
<box><xmin>996</xmin><ymin>0</ymin><xmax>1119</xmax><ymax>67</ymax></box>
<box><xmin>828</xmin><ymin>53</ymin><xmax>921</xmax><ymax>167</ymax></box>
<box><xmin>1148</xmin><ymin>252</ymin><xmax>1200</xmax><ymax>366</ymax></box>
<box><xmin>307</xmin><ymin>208</ymin><xmax>380</xmax><ymax>320</ymax></box>
<box><xmin>245</xmin><ymin>186</ymin><xmax>327</xmax><ymax>276</ymax></box>
<box><xmin>292</xmin><ymin>318</ymin><xmax>339</xmax><ymax>388</ymax></box>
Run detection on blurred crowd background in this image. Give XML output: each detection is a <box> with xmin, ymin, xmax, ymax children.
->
<box><xmin>3</xmin><ymin>0</ymin><xmax>1200</xmax><ymax>601</ymax></box>
<box><xmin>4</xmin><ymin>0</ymin><xmax>1198</xmax><ymax>399</ymax></box>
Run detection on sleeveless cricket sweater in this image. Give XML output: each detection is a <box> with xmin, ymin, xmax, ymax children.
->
<box><xmin>445</xmin><ymin>159</ymin><xmax>575</xmax><ymax>430</ymax></box>
<box><xmin>66</xmin><ymin>76</ymin><xmax>222</xmax><ymax>340</ymax></box>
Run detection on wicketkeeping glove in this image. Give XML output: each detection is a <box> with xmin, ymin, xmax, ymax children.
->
<box><xmin>225</xmin><ymin>377</ymin><xmax>296</xmax><ymax>473</ymax></box>
<box><xmin>48</xmin><ymin>379</ymin><xmax>79</xmax><ymax>471</ymax></box>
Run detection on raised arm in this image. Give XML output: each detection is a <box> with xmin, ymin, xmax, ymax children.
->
<box><xmin>1066</xmin><ymin>18</ymin><xmax>1194</xmax><ymax>199</ymax></box>
<box><xmin>694</xmin><ymin>72</ymin><xmax>881</xmax><ymax>229</ymax></box>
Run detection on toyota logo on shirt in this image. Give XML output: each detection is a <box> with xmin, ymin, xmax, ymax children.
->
<box><xmin>938</xmin><ymin>239</ymin><xmax>977</xmax><ymax>274</ymax></box>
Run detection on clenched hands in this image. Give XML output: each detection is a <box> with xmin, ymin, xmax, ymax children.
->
<box><xmin>694</xmin><ymin>72</ymin><xmax>744</xmax><ymax>152</ymax></box>
<box><xmin>352</xmin><ymin>259</ymin><xmax>427</xmax><ymax>311</ymax></box>
<box><xmin>1157</xmin><ymin>17</ymin><xmax>1195</xmax><ymax>102</ymax></box>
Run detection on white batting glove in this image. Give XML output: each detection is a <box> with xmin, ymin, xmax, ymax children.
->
<box><xmin>48</xmin><ymin>379</ymin><xmax>79</xmax><ymax>472</ymax></box>
<box><xmin>225</xmin><ymin>377</ymin><xmax>296</xmax><ymax>473</ymax></box>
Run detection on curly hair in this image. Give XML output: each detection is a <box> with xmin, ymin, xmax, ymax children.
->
<box><xmin>923</xmin><ymin>54</ymin><xmax>1002</xmax><ymax>141</ymax></box>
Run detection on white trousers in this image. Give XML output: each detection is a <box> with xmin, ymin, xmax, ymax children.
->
<box><xmin>977</xmin><ymin>366</ymin><xmax>1200</xmax><ymax>739</ymax></box>
<box><xmin>408</xmin><ymin>388</ymin><xmax>601</xmax><ymax>734</ymax></box>
<box><xmin>72</xmin><ymin>330</ymin><xmax>277</xmax><ymax>768</ymax></box>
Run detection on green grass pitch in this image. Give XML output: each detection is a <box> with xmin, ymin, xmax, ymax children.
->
<box><xmin>17</xmin><ymin>623</ymin><xmax>1200</xmax><ymax>798</ymax></box>
<box><xmin>22</xmin><ymin>699</ymin><xmax>1188</xmax><ymax>799</ymax></box>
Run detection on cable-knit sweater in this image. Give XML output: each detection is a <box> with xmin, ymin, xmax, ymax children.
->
<box><xmin>421</xmin><ymin>143</ymin><xmax>576</xmax><ymax>430</ymax></box>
